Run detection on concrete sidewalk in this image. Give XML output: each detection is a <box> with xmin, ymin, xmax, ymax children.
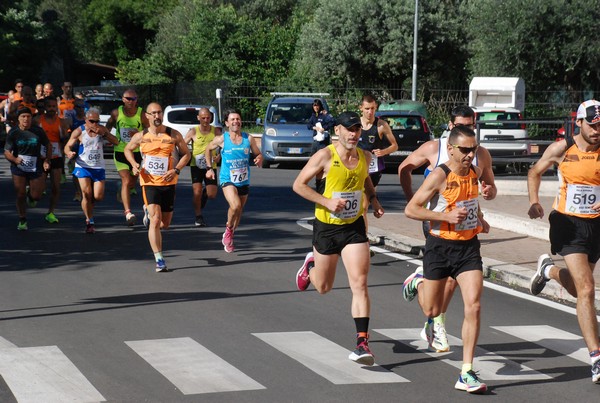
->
<box><xmin>368</xmin><ymin>178</ymin><xmax>600</xmax><ymax>310</ymax></box>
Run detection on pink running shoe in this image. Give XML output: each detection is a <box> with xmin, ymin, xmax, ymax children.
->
<box><xmin>296</xmin><ymin>252</ymin><xmax>314</xmax><ymax>291</ymax></box>
<box><xmin>222</xmin><ymin>226</ymin><xmax>234</xmax><ymax>253</ymax></box>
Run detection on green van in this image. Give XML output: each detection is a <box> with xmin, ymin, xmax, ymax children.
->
<box><xmin>378</xmin><ymin>100</ymin><xmax>429</xmax><ymax>119</ymax></box>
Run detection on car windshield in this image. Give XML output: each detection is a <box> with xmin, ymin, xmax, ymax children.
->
<box><xmin>166</xmin><ymin>108</ymin><xmax>199</xmax><ymax>124</ymax></box>
<box><xmin>381</xmin><ymin>116</ymin><xmax>423</xmax><ymax>131</ymax></box>
<box><xmin>477</xmin><ymin>112</ymin><xmax>522</xmax><ymax>130</ymax></box>
<box><xmin>267</xmin><ymin>103</ymin><xmax>313</xmax><ymax>124</ymax></box>
<box><xmin>87</xmin><ymin>100</ymin><xmax>121</xmax><ymax>115</ymax></box>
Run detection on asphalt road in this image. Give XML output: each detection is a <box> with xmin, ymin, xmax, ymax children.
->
<box><xmin>0</xmin><ymin>159</ymin><xmax>598</xmax><ymax>402</ymax></box>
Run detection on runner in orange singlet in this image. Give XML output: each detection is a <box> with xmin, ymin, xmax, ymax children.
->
<box><xmin>528</xmin><ymin>99</ymin><xmax>600</xmax><ymax>384</ymax></box>
<box><xmin>34</xmin><ymin>97</ymin><xmax>69</xmax><ymax>223</ymax></box>
<box><xmin>125</xmin><ymin>102</ymin><xmax>190</xmax><ymax>272</ymax></box>
<box><xmin>403</xmin><ymin>125</ymin><xmax>490</xmax><ymax>394</ymax></box>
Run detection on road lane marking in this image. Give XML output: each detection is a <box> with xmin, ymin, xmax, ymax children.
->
<box><xmin>492</xmin><ymin>325</ymin><xmax>589</xmax><ymax>364</ymax></box>
<box><xmin>253</xmin><ymin>331</ymin><xmax>408</xmax><ymax>384</ymax></box>
<box><xmin>125</xmin><ymin>337</ymin><xmax>265</xmax><ymax>395</ymax></box>
<box><xmin>374</xmin><ymin>328</ymin><xmax>550</xmax><ymax>381</ymax></box>
<box><xmin>0</xmin><ymin>346</ymin><xmax>105</xmax><ymax>402</ymax></box>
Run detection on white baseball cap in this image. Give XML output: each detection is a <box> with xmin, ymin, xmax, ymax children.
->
<box><xmin>576</xmin><ymin>99</ymin><xmax>600</xmax><ymax>124</ymax></box>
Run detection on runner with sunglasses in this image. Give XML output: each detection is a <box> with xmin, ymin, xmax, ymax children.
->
<box><xmin>398</xmin><ymin>105</ymin><xmax>496</xmax><ymax>353</ymax></box>
<box><xmin>64</xmin><ymin>108</ymin><xmax>119</xmax><ymax>233</ymax></box>
<box><xmin>402</xmin><ymin>125</ymin><xmax>490</xmax><ymax>394</ymax></box>
<box><xmin>106</xmin><ymin>89</ymin><xmax>149</xmax><ymax>226</ymax></box>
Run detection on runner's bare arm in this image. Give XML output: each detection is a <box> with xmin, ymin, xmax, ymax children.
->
<box><xmin>63</xmin><ymin>127</ymin><xmax>82</xmax><ymax>159</ymax></box>
<box><xmin>249</xmin><ymin>135</ymin><xmax>263</xmax><ymax>167</ymax></box>
<box><xmin>398</xmin><ymin>140</ymin><xmax>438</xmax><ymax>201</ymax></box>
<box><xmin>527</xmin><ymin>140</ymin><xmax>566</xmax><ymax>218</ymax></box>
<box><xmin>124</xmin><ymin>131</ymin><xmax>144</xmax><ymax>175</ymax></box>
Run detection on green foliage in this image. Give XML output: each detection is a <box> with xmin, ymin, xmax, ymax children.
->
<box><xmin>118</xmin><ymin>0</ymin><xmax>307</xmax><ymax>88</ymax></box>
<box><xmin>463</xmin><ymin>0</ymin><xmax>600</xmax><ymax>93</ymax></box>
<box><xmin>0</xmin><ymin>7</ymin><xmax>49</xmax><ymax>89</ymax></box>
<box><xmin>40</xmin><ymin>0</ymin><xmax>178</xmax><ymax>66</ymax></box>
<box><xmin>290</xmin><ymin>0</ymin><xmax>468</xmax><ymax>91</ymax></box>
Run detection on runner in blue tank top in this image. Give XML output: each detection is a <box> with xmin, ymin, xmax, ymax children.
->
<box><xmin>205</xmin><ymin>109</ymin><xmax>263</xmax><ymax>253</ymax></box>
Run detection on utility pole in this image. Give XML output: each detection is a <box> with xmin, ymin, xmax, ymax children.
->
<box><xmin>411</xmin><ymin>0</ymin><xmax>419</xmax><ymax>101</ymax></box>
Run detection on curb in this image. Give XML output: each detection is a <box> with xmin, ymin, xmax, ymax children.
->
<box><xmin>494</xmin><ymin>178</ymin><xmax>557</xmax><ymax>198</ymax></box>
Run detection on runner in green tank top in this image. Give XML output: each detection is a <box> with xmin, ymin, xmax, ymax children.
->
<box><xmin>106</xmin><ymin>89</ymin><xmax>149</xmax><ymax>227</ymax></box>
<box><xmin>183</xmin><ymin>107</ymin><xmax>222</xmax><ymax>226</ymax></box>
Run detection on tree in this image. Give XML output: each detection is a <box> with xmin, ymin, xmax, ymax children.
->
<box><xmin>0</xmin><ymin>6</ymin><xmax>49</xmax><ymax>90</ymax></box>
<box><xmin>117</xmin><ymin>0</ymin><xmax>310</xmax><ymax>86</ymax></box>
<box><xmin>290</xmin><ymin>0</ymin><xmax>468</xmax><ymax>93</ymax></box>
<box><xmin>39</xmin><ymin>0</ymin><xmax>177</xmax><ymax>67</ymax></box>
<box><xmin>462</xmin><ymin>0</ymin><xmax>600</xmax><ymax>92</ymax></box>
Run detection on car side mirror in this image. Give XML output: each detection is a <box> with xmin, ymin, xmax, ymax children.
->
<box><xmin>256</xmin><ymin>117</ymin><xmax>263</xmax><ymax>126</ymax></box>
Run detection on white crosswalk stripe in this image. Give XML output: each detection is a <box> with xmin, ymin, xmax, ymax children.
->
<box><xmin>374</xmin><ymin>328</ymin><xmax>551</xmax><ymax>381</ymax></box>
<box><xmin>125</xmin><ymin>337</ymin><xmax>265</xmax><ymax>395</ymax></box>
<box><xmin>253</xmin><ymin>331</ymin><xmax>409</xmax><ymax>384</ymax></box>
<box><xmin>0</xmin><ymin>324</ymin><xmax>587</xmax><ymax>399</ymax></box>
<box><xmin>492</xmin><ymin>325</ymin><xmax>589</xmax><ymax>364</ymax></box>
<box><xmin>0</xmin><ymin>345</ymin><xmax>105</xmax><ymax>402</ymax></box>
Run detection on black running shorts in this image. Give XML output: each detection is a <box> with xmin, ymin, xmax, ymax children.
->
<box><xmin>190</xmin><ymin>166</ymin><xmax>218</xmax><ymax>186</ymax></box>
<box><xmin>423</xmin><ymin>235</ymin><xmax>482</xmax><ymax>280</ymax></box>
<box><xmin>143</xmin><ymin>185</ymin><xmax>176</xmax><ymax>213</ymax></box>
<box><xmin>549</xmin><ymin>210</ymin><xmax>600</xmax><ymax>263</ymax></box>
<box><xmin>312</xmin><ymin>216</ymin><xmax>368</xmax><ymax>255</ymax></box>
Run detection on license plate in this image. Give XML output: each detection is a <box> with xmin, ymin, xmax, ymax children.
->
<box><xmin>287</xmin><ymin>147</ymin><xmax>303</xmax><ymax>154</ymax></box>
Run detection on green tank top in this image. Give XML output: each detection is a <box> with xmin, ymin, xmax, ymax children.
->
<box><xmin>191</xmin><ymin>126</ymin><xmax>216</xmax><ymax>168</ymax></box>
<box><xmin>114</xmin><ymin>106</ymin><xmax>143</xmax><ymax>152</ymax></box>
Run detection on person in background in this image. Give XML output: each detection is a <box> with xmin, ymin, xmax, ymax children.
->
<box><xmin>34</xmin><ymin>97</ymin><xmax>70</xmax><ymax>224</ymax></box>
<box><xmin>57</xmin><ymin>81</ymin><xmax>75</xmax><ymax>119</ymax></box>
<box><xmin>184</xmin><ymin>107</ymin><xmax>222</xmax><ymax>227</ymax></box>
<box><xmin>64</xmin><ymin>108</ymin><xmax>119</xmax><ymax>234</ymax></box>
<box><xmin>35</xmin><ymin>84</ymin><xmax>44</xmax><ymax>100</ymax></box>
<box><xmin>4</xmin><ymin>107</ymin><xmax>50</xmax><ymax>230</ymax></box>
<box><xmin>308</xmin><ymin>99</ymin><xmax>334</xmax><ymax>155</ymax></box>
<box><xmin>12</xmin><ymin>79</ymin><xmax>24</xmax><ymax>102</ymax></box>
<box><xmin>43</xmin><ymin>83</ymin><xmax>54</xmax><ymax>98</ymax></box>
<box><xmin>106</xmin><ymin>89</ymin><xmax>149</xmax><ymax>226</ymax></box>
<box><xmin>358</xmin><ymin>94</ymin><xmax>398</xmax><ymax>232</ymax></box>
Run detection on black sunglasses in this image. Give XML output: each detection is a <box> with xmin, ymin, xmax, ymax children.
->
<box><xmin>450</xmin><ymin>144</ymin><xmax>478</xmax><ymax>154</ymax></box>
<box><xmin>124</xmin><ymin>97</ymin><xmax>137</xmax><ymax>101</ymax></box>
<box><xmin>87</xmin><ymin>119</ymin><xmax>100</xmax><ymax>124</ymax></box>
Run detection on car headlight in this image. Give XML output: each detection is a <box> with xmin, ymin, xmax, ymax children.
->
<box><xmin>265</xmin><ymin>127</ymin><xmax>277</xmax><ymax>137</ymax></box>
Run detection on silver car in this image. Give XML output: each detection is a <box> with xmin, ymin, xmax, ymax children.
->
<box><xmin>258</xmin><ymin>93</ymin><xmax>329</xmax><ymax>168</ymax></box>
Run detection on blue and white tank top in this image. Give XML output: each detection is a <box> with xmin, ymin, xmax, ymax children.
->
<box><xmin>219</xmin><ymin>131</ymin><xmax>251</xmax><ymax>187</ymax></box>
<box><xmin>424</xmin><ymin>138</ymin><xmax>479</xmax><ymax>178</ymax></box>
<box><xmin>75</xmin><ymin>126</ymin><xmax>105</xmax><ymax>170</ymax></box>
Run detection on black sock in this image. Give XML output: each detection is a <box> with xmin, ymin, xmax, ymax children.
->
<box><xmin>354</xmin><ymin>317</ymin><xmax>370</xmax><ymax>344</ymax></box>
